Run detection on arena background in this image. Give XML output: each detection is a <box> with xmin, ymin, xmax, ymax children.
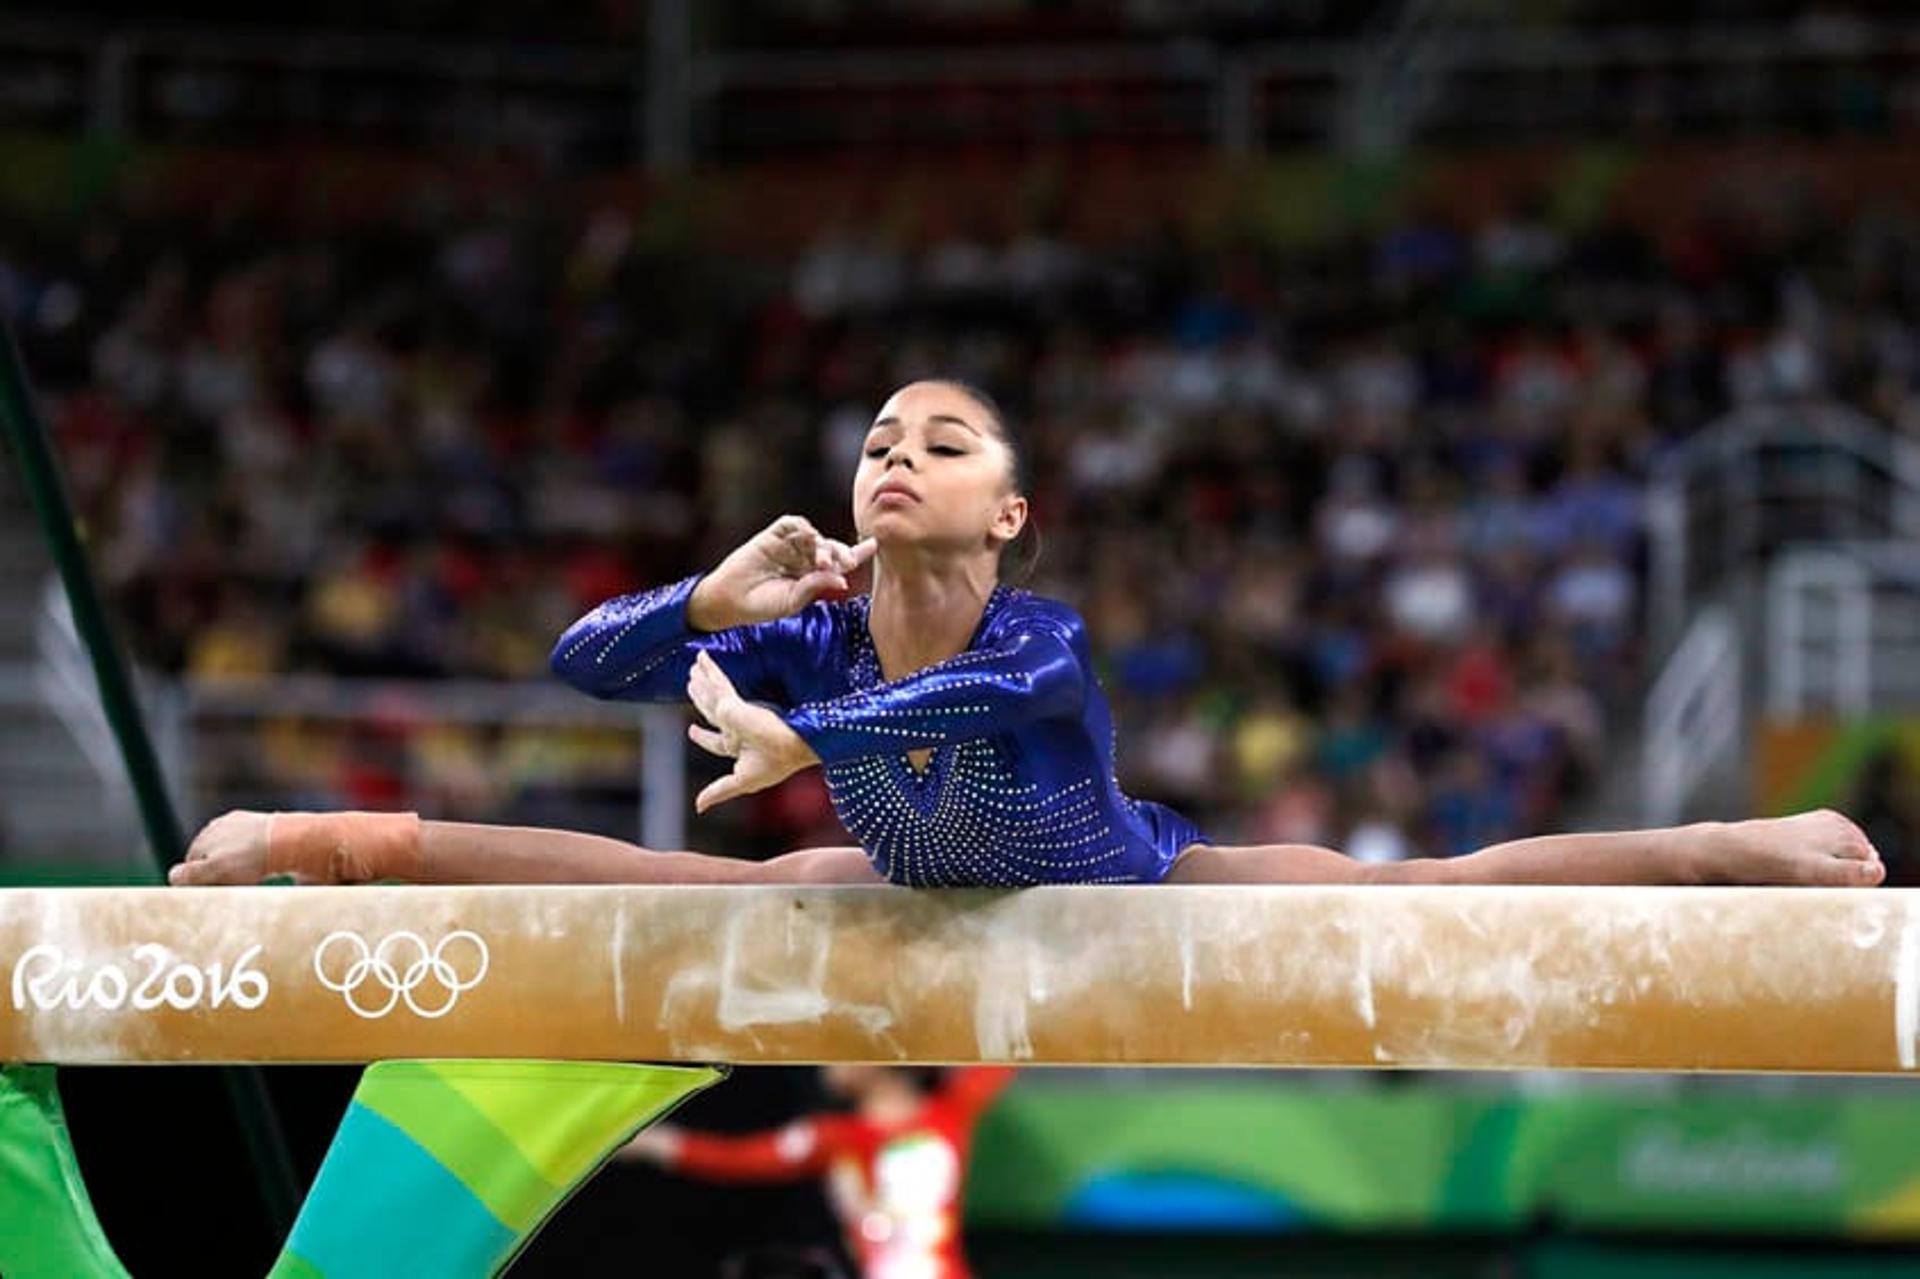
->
<box><xmin>2</xmin><ymin>1</ymin><xmax>1919</xmax><ymax>1275</ymax></box>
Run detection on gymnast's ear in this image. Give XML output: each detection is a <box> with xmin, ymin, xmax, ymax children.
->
<box><xmin>990</xmin><ymin>492</ymin><xmax>1028</xmax><ymax>547</ymax></box>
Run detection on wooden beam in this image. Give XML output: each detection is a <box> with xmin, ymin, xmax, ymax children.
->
<box><xmin>3</xmin><ymin>885</ymin><xmax>1918</xmax><ymax>1072</ymax></box>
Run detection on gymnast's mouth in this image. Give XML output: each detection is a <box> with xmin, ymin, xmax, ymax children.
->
<box><xmin>871</xmin><ymin>481</ymin><xmax>921</xmax><ymax>505</ymax></box>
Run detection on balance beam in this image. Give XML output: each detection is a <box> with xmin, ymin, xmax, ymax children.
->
<box><xmin>3</xmin><ymin>885</ymin><xmax>1918</xmax><ymax>1072</ymax></box>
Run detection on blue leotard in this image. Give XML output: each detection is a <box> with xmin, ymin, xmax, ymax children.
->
<box><xmin>550</xmin><ymin>575</ymin><xmax>1205</xmax><ymax>886</ymax></box>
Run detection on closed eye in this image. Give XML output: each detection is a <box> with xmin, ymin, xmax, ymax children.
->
<box><xmin>929</xmin><ymin>445</ymin><xmax>965</xmax><ymax>456</ymax></box>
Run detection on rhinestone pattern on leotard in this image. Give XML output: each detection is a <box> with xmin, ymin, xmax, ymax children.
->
<box><xmin>818</xmin><ymin>593</ymin><xmax>1138</xmax><ymax>887</ymax></box>
<box><xmin>550</xmin><ymin>576</ymin><xmax>1205</xmax><ymax>885</ymax></box>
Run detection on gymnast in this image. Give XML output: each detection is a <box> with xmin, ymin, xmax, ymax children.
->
<box><xmin>619</xmin><ymin>1066</ymin><xmax>1013</xmax><ymax>1279</ymax></box>
<box><xmin>172</xmin><ymin>380</ymin><xmax>1884</xmax><ymax>889</ymax></box>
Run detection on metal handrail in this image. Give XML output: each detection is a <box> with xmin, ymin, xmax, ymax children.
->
<box><xmin>183</xmin><ymin>672</ymin><xmax>656</xmax><ymax>726</ymax></box>
<box><xmin>1647</xmin><ymin>403</ymin><xmax>1920</xmax><ymax>646</ymax></box>
<box><xmin>7</xmin><ymin>15</ymin><xmax>1920</xmax><ymax>161</ymax></box>
<box><xmin>8</xmin><ymin>16</ymin><xmax>1917</xmax><ymax>81</ymax></box>
<box><xmin>178</xmin><ymin>670</ymin><xmax>687</xmax><ymax>849</ymax></box>
<box><xmin>1766</xmin><ymin>542</ymin><xmax>1920</xmax><ymax>719</ymax></box>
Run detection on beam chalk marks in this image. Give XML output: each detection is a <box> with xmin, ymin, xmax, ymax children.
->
<box><xmin>2</xmin><ymin>885</ymin><xmax>1919</xmax><ymax>1072</ymax></box>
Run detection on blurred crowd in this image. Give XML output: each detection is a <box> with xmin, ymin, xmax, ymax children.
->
<box><xmin>8</xmin><ymin>181</ymin><xmax>1920</xmax><ymax>857</ymax></box>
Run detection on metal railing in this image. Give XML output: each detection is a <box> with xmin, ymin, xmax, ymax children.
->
<box><xmin>1646</xmin><ymin>403</ymin><xmax>1920</xmax><ymax>648</ymax></box>
<box><xmin>1767</xmin><ymin>542</ymin><xmax>1920</xmax><ymax>720</ymax></box>
<box><xmin>181</xmin><ymin>675</ymin><xmax>687</xmax><ymax>849</ymax></box>
<box><xmin>4</xmin><ymin>16</ymin><xmax>1920</xmax><ymax>165</ymax></box>
<box><xmin>8</xmin><ymin>567</ymin><xmax>688</xmax><ymax>857</ymax></box>
<box><xmin>1638</xmin><ymin>404</ymin><xmax>1920</xmax><ymax>821</ymax></box>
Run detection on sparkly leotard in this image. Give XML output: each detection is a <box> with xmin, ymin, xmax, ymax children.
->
<box><xmin>550</xmin><ymin>575</ymin><xmax>1205</xmax><ymax>886</ymax></box>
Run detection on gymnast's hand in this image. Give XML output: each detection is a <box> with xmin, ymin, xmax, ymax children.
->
<box><xmin>169</xmin><ymin>810</ymin><xmax>273</xmax><ymax>885</ymax></box>
<box><xmin>618</xmin><ymin>1125</ymin><xmax>684</xmax><ymax>1164</ymax></box>
<box><xmin>686</xmin><ymin>650</ymin><xmax>820</xmax><ymax>814</ymax></box>
<box><xmin>687</xmin><ymin>515</ymin><xmax>876</xmax><ymax>631</ymax></box>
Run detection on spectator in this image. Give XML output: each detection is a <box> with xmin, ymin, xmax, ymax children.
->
<box><xmin>41</xmin><ymin>188</ymin><xmax>1920</xmax><ymax>860</ymax></box>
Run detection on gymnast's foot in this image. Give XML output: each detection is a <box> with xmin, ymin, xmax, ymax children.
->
<box><xmin>1700</xmin><ymin>809</ymin><xmax>1884</xmax><ymax>887</ymax></box>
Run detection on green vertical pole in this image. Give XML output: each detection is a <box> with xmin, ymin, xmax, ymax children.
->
<box><xmin>0</xmin><ymin>353</ymin><xmax>183</xmax><ymax>876</ymax></box>
<box><xmin>0</xmin><ymin>319</ymin><xmax>302</xmax><ymax>1232</ymax></box>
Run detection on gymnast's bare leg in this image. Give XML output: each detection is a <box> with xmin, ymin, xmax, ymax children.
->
<box><xmin>414</xmin><ymin>825</ymin><xmax>884</xmax><ymax>884</ymax></box>
<box><xmin>1165</xmin><ymin>808</ymin><xmax>1883</xmax><ymax>887</ymax></box>
<box><xmin>167</xmin><ymin>809</ymin><xmax>883</xmax><ymax>886</ymax></box>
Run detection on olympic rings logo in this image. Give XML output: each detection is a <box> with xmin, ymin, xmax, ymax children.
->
<box><xmin>312</xmin><ymin>930</ymin><xmax>489</xmax><ymax>1019</ymax></box>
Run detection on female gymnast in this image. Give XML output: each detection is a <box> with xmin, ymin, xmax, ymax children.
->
<box><xmin>620</xmin><ymin>1066</ymin><xmax>1013</xmax><ymax>1279</ymax></box>
<box><xmin>172</xmin><ymin>380</ymin><xmax>1883</xmax><ymax>889</ymax></box>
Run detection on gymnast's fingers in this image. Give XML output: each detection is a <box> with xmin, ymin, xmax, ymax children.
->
<box><xmin>793</xmin><ymin>569</ymin><xmax>850</xmax><ymax>606</ymax></box>
<box><xmin>687</xmin><ymin>723</ymin><xmax>732</xmax><ymax>757</ymax></box>
<box><xmin>772</xmin><ymin>518</ymin><xmax>818</xmax><ymax>575</ymax></box>
<box><xmin>692</xmin><ymin>658</ymin><xmax>751</xmax><ymax>740</ymax></box>
<box><xmin>693</xmin><ymin>650</ymin><xmax>742</xmax><ymax>702</ymax></box>
<box><xmin>687</xmin><ymin>652</ymin><xmax>724</xmax><ymax>719</ymax></box>
<box><xmin>815</xmin><ymin>536</ymin><xmax>853</xmax><ymax>574</ymax></box>
<box><xmin>819</xmin><ymin>535</ymin><xmax>876</xmax><ymax>576</ymax></box>
<box><xmin>766</xmin><ymin>515</ymin><xmax>816</xmax><ymax>549</ymax></box>
<box><xmin>695</xmin><ymin>773</ymin><xmax>747</xmax><ymax>814</ymax></box>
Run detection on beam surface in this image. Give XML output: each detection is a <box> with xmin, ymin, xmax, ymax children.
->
<box><xmin>3</xmin><ymin>885</ymin><xmax>1919</xmax><ymax>1071</ymax></box>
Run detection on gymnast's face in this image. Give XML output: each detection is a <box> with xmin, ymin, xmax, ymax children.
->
<box><xmin>853</xmin><ymin>381</ymin><xmax>1028</xmax><ymax>561</ymax></box>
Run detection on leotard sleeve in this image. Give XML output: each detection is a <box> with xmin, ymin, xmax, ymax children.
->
<box><xmin>784</xmin><ymin>600</ymin><xmax>1086</xmax><ymax>764</ymax></box>
<box><xmin>549</xmin><ymin>574</ymin><xmax>826</xmax><ymax>706</ymax></box>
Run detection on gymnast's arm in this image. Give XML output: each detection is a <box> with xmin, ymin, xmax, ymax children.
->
<box><xmin>782</xmin><ymin>620</ymin><xmax>1086</xmax><ymax>765</ymax></box>
<box><xmin>549</xmin><ymin>573</ymin><xmax>785</xmax><ymax>703</ymax></box>
<box><xmin>685</xmin><ymin>606</ymin><xmax>1088</xmax><ymax>811</ymax></box>
<box><xmin>551</xmin><ymin>515</ymin><xmax>873</xmax><ymax>702</ymax></box>
<box><xmin>942</xmin><ymin>1066</ymin><xmax>1018</xmax><ymax>1122</ymax></box>
<box><xmin>619</xmin><ymin>1120</ymin><xmax>846</xmax><ymax>1183</ymax></box>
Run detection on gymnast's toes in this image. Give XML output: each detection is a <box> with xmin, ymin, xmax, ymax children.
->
<box><xmin>1724</xmin><ymin>810</ymin><xmax>1883</xmax><ymax>887</ymax></box>
<box><xmin>1798</xmin><ymin>850</ymin><xmax>1886</xmax><ymax>887</ymax></box>
<box><xmin>1795</xmin><ymin>809</ymin><xmax>1883</xmax><ymax>876</ymax></box>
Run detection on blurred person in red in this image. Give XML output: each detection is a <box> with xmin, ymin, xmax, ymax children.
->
<box><xmin>620</xmin><ymin>1066</ymin><xmax>1014</xmax><ymax>1279</ymax></box>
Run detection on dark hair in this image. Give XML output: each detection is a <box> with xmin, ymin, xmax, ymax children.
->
<box><xmin>932</xmin><ymin>378</ymin><xmax>1027</xmax><ymax>492</ymax></box>
<box><xmin>928</xmin><ymin>378</ymin><xmax>1043</xmax><ymax>582</ymax></box>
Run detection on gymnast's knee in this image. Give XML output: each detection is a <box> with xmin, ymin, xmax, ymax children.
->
<box><xmin>741</xmin><ymin>847</ymin><xmax>881</xmax><ymax>885</ymax></box>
